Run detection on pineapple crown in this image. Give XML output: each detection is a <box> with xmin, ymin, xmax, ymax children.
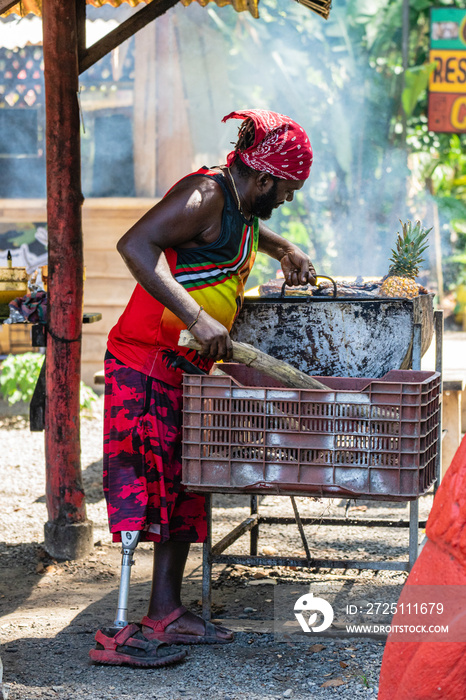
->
<box><xmin>387</xmin><ymin>219</ymin><xmax>431</xmax><ymax>279</ymax></box>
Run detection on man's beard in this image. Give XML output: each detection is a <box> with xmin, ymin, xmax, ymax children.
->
<box><xmin>251</xmin><ymin>180</ymin><xmax>279</xmax><ymax>220</ymax></box>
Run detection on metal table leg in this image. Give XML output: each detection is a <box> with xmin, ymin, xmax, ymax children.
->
<box><xmin>408</xmin><ymin>499</ymin><xmax>419</xmax><ymax>570</ymax></box>
<box><xmin>290</xmin><ymin>496</ymin><xmax>312</xmax><ymax>563</ymax></box>
<box><xmin>202</xmin><ymin>493</ymin><xmax>212</xmax><ymax>622</ymax></box>
<box><xmin>408</xmin><ymin>322</ymin><xmax>422</xmax><ymax>570</ymax></box>
<box><xmin>412</xmin><ymin>322</ymin><xmax>422</xmax><ymax>371</ymax></box>
<box><xmin>434</xmin><ymin>310</ymin><xmax>444</xmax><ymax>493</ymax></box>
<box><xmin>250</xmin><ymin>495</ymin><xmax>259</xmax><ymax>555</ymax></box>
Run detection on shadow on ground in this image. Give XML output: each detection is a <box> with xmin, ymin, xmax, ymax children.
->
<box><xmin>0</xmin><ymin>572</ymin><xmax>390</xmax><ymax>696</ymax></box>
<box><xmin>0</xmin><ymin>542</ymin><xmax>41</xmax><ymax>618</ymax></box>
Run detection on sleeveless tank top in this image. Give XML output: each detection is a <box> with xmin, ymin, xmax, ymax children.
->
<box><xmin>107</xmin><ymin>167</ymin><xmax>259</xmax><ymax>386</ymax></box>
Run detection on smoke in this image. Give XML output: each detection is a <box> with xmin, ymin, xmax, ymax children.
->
<box><xmin>149</xmin><ymin>1</ymin><xmax>430</xmax><ymax>277</ymax></box>
<box><xmin>1</xmin><ymin>2</ymin><xmax>444</xmax><ymax>280</ymax></box>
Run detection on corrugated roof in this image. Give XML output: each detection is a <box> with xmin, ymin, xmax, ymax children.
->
<box><xmin>0</xmin><ymin>16</ymin><xmax>120</xmax><ymax>48</ymax></box>
<box><xmin>180</xmin><ymin>0</ymin><xmax>258</xmax><ymax>17</ymax></box>
<box><xmin>2</xmin><ymin>0</ymin><xmax>260</xmax><ymax>19</ymax></box>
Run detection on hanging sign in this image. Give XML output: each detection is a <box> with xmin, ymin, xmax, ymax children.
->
<box><xmin>428</xmin><ymin>7</ymin><xmax>466</xmax><ymax>132</ymax></box>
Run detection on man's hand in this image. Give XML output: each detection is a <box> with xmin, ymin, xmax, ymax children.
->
<box><xmin>258</xmin><ymin>224</ymin><xmax>317</xmax><ymax>287</ymax></box>
<box><xmin>190</xmin><ymin>312</ymin><xmax>233</xmax><ymax>361</ymax></box>
<box><xmin>280</xmin><ymin>246</ymin><xmax>317</xmax><ymax>287</ymax></box>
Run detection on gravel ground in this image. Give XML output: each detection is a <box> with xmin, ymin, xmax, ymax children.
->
<box><xmin>0</xmin><ymin>398</ymin><xmax>436</xmax><ymax>700</ymax></box>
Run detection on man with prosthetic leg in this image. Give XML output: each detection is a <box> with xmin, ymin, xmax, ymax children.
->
<box><xmin>90</xmin><ymin>109</ymin><xmax>316</xmax><ymax>667</ymax></box>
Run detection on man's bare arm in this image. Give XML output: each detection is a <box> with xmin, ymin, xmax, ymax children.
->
<box><xmin>258</xmin><ymin>221</ymin><xmax>317</xmax><ymax>286</ymax></box>
<box><xmin>117</xmin><ymin>177</ymin><xmax>232</xmax><ymax>360</ymax></box>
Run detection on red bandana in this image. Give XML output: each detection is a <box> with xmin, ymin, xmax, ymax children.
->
<box><xmin>222</xmin><ymin>109</ymin><xmax>313</xmax><ymax>181</ymax></box>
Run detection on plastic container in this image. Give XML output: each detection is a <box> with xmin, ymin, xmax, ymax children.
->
<box><xmin>182</xmin><ymin>364</ymin><xmax>440</xmax><ymax>501</ymax></box>
<box><xmin>0</xmin><ymin>267</ymin><xmax>28</xmax><ymax>305</ymax></box>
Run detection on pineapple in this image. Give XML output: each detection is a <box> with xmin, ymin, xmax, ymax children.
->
<box><xmin>380</xmin><ymin>220</ymin><xmax>431</xmax><ymax>299</ymax></box>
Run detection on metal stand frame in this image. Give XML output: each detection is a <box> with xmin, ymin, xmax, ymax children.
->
<box><xmin>201</xmin><ymin>311</ymin><xmax>444</xmax><ymax>620</ymax></box>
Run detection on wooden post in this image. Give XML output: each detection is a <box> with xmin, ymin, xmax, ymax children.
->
<box><xmin>401</xmin><ymin>0</ymin><xmax>410</xmax><ymax>139</ymax></box>
<box><xmin>42</xmin><ymin>0</ymin><xmax>93</xmax><ymax>559</ymax></box>
<box><xmin>134</xmin><ymin>22</ymin><xmax>157</xmax><ymax>197</ymax></box>
<box><xmin>442</xmin><ymin>383</ymin><xmax>464</xmax><ymax>478</ymax></box>
<box><xmin>155</xmin><ymin>13</ymin><xmax>194</xmax><ymax>195</ymax></box>
<box><xmin>426</xmin><ymin>177</ymin><xmax>444</xmax><ymax>303</ymax></box>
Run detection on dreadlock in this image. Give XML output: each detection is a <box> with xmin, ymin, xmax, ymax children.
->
<box><xmin>232</xmin><ymin>118</ymin><xmax>278</xmax><ymax>182</ymax></box>
<box><xmin>235</xmin><ymin>118</ymin><xmax>256</xmax><ymax>151</ymax></box>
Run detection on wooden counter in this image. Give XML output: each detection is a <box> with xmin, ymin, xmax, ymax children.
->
<box><xmin>0</xmin><ymin>198</ymin><xmax>158</xmax><ymax>387</ymax></box>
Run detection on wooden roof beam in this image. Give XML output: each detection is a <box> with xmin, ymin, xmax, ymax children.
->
<box><xmin>76</xmin><ymin>0</ymin><xmax>86</xmax><ymax>61</ymax></box>
<box><xmin>79</xmin><ymin>0</ymin><xmax>179</xmax><ymax>74</ymax></box>
<box><xmin>0</xmin><ymin>0</ymin><xmax>19</xmax><ymax>14</ymax></box>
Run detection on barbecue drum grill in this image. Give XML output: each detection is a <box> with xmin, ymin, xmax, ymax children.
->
<box><xmin>230</xmin><ymin>290</ymin><xmax>434</xmax><ymax>378</ymax></box>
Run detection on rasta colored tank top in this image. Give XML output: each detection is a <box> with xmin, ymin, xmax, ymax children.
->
<box><xmin>107</xmin><ymin>167</ymin><xmax>259</xmax><ymax>386</ymax></box>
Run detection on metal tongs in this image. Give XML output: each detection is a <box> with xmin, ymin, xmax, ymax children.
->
<box><xmin>162</xmin><ymin>348</ymin><xmax>207</xmax><ymax>375</ymax></box>
<box><xmin>281</xmin><ymin>274</ymin><xmax>337</xmax><ymax>299</ymax></box>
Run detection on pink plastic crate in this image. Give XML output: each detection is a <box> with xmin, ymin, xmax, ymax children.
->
<box><xmin>182</xmin><ymin>365</ymin><xmax>440</xmax><ymax>500</ymax></box>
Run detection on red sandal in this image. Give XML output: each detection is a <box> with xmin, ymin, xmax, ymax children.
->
<box><xmin>89</xmin><ymin>623</ymin><xmax>187</xmax><ymax>667</ymax></box>
<box><xmin>141</xmin><ymin>606</ymin><xmax>234</xmax><ymax>645</ymax></box>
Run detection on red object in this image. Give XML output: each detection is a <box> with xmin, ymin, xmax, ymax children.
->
<box><xmin>428</xmin><ymin>92</ymin><xmax>466</xmax><ymax>133</ymax></box>
<box><xmin>42</xmin><ymin>1</ymin><xmax>87</xmax><ymax>531</ymax></box>
<box><xmin>378</xmin><ymin>435</ymin><xmax>466</xmax><ymax>699</ymax></box>
<box><xmin>89</xmin><ymin>624</ymin><xmax>187</xmax><ymax>667</ymax></box>
<box><xmin>222</xmin><ymin>109</ymin><xmax>313</xmax><ymax>180</ymax></box>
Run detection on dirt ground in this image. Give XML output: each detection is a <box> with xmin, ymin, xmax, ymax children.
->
<box><xmin>0</xmin><ymin>400</ymin><xmax>437</xmax><ymax>700</ymax></box>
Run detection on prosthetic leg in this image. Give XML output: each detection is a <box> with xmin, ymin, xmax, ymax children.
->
<box><xmin>113</xmin><ymin>530</ymin><xmax>140</xmax><ymax>628</ymax></box>
<box><xmin>90</xmin><ymin>529</ymin><xmax>187</xmax><ymax>666</ymax></box>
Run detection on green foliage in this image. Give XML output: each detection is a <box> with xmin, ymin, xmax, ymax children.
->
<box><xmin>247</xmin><ymin>190</ymin><xmax>338</xmax><ymax>287</ymax></box>
<box><xmin>447</xmin><ymin>252</ymin><xmax>466</xmax><ymax>288</ymax></box>
<box><xmin>80</xmin><ymin>381</ymin><xmax>98</xmax><ymax>413</ymax></box>
<box><xmin>247</xmin><ymin>252</ymin><xmax>278</xmax><ymax>289</ymax></box>
<box><xmin>0</xmin><ymin>353</ymin><xmax>44</xmax><ymax>405</ymax></box>
<box><xmin>408</xmin><ymin>127</ymin><xmax>466</xmax><ymax>289</ymax></box>
<box><xmin>388</xmin><ymin>219</ymin><xmax>431</xmax><ymax>276</ymax></box>
<box><xmin>0</xmin><ymin>353</ymin><xmax>98</xmax><ymax>412</ymax></box>
<box><xmin>359</xmin><ymin>673</ymin><xmax>371</xmax><ymax>689</ymax></box>
<box><xmin>435</xmin><ymin>196</ymin><xmax>466</xmax><ymax>224</ymax></box>
<box><xmin>402</xmin><ymin>63</ymin><xmax>436</xmax><ymax>118</ymax></box>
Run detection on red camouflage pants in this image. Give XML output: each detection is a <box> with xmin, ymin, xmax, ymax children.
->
<box><xmin>103</xmin><ymin>353</ymin><xmax>207</xmax><ymax>543</ymax></box>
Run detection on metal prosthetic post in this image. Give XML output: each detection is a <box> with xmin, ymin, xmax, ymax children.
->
<box><xmin>114</xmin><ymin>531</ymin><xmax>140</xmax><ymax>628</ymax></box>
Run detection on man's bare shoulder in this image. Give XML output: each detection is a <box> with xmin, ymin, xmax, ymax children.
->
<box><xmin>118</xmin><ymin>171</ymin><xmax>226</xmax><ymax>251</ymax></box>
<box><xmin>165</xmin><ymin>172</ymin><xmax>225</xmax><ymax>215</ymax></box>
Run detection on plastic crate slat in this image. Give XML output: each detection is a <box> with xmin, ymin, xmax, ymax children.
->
<box><xmin>182</xmin><ymin>368</ymin><xmax>440</xmax><ymax>499</ymax></box>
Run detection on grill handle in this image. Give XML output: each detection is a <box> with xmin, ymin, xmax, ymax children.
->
<box><xmin>281</xmin><ymin>275</ymin><xmax>337</xmax><ymax>299</ymax></box>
